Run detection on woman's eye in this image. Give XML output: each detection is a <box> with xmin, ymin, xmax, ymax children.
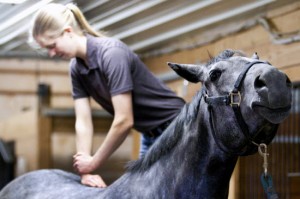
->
<box><xmin>46</xmin><ymin>43</ymin><xmax>56</xmax><ymax>50</ymax></box>
<box><xmin>209</xmin><ymin>70</ymin><xmax>222</xmax><ymax>81</ymax></box>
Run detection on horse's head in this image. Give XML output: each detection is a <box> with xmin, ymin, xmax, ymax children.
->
<box><xmin>168</xmin><ymin>50</ymin><xmax>292</xmax><ymax>155</ymax></box>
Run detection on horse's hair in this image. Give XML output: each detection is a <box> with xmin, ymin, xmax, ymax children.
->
<box><xmin>127</xmin><ymin>91</ymin><xmax>203</xmax><ymax>173</ymax></box>
<box><xmin>206</xmin><ymin>49</ymin><xmax>246</xmax><ymax>66</ymax></box>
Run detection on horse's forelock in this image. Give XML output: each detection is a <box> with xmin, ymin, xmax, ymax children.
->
<box><xmin>206</xmin><ymin>49</ymin><xmax>246</xmax><ymax>66</ymax></box>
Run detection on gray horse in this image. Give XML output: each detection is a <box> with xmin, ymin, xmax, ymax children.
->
<box><xmin>0</xmin><ymin>50</ymin><xmax>292</xmax><ymax>199</ymax></box>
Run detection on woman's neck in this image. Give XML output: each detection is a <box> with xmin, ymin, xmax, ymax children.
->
<box><xmin>75</xmin><ymin>34</ymin><xmax>87</xmax><ymax>61</ymax></box>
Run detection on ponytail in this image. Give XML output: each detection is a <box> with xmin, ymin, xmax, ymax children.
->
<box><xmin>65</xmin><ymin>3</ymin><xmax>105</xmax><ymax>37</ymax></box>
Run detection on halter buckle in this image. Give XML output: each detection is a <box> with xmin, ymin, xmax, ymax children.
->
<box><xmin>229</xmin><ymin>91</ymin><xmax>241</xmax><ymax>107</ymax></box>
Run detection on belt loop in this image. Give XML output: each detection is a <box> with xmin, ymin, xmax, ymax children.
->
<box><xmin>146</xmin><ymin>119</ymin><xmax>172</xmax><ymax>138</ymax></box>
<box><xmin>148</xmin><ymin>131</ymin><xmax>155</xmax><ymax>137</ymax></box>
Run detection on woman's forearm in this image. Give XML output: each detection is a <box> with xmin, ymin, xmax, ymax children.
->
<box><xmin>92</xmin><ymin>115</ymin><xmax>133</xmax><ymax>169</ymax></box>
<box><xmin>75</xmin><ymin>120</ymin><xmax>94</xmax><ymax>155</ymax></box>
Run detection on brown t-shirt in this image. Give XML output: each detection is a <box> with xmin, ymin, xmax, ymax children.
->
<box><xmin>70</xmin><ymin>35</ymin><xmax>185</xmax><ymax>132</ymax></box>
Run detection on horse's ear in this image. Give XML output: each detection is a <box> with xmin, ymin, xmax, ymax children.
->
<box><xmin>251</xmin><ymin>52</ymin><xmax>259</xmax><ymax>60</ymax></box>
<box><xmin>168</xmin><ymin>62</ymin><xmax>202</xmax><ymax>83</ymax></box>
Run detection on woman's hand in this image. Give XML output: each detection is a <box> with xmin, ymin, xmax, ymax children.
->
<box><xmin>81</xmin><ymin>174</ymin><xmax>107</xmax><ymax>188</ymax></box>
<box><xmin>73</xmin><ymin>152</ymin><xmax>97</xmax><ymax>174</ymax></box>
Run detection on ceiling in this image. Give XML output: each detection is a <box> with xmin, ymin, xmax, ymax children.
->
<box><xmin>0</xmin><ymin>0</ymin><xmax>296</xmax><ymax>59</ymax></box>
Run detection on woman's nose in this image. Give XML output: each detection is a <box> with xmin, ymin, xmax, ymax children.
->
<box><xmin>48</xmin><ymin>48</ymin><xmax>56</xmax><ymax>57</ymax></box>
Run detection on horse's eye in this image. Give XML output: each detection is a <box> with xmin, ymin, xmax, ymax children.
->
<box><xmin>209</xmin><ymin>70</ymin><xmax>222</xmax><ymax>81</ymax></box>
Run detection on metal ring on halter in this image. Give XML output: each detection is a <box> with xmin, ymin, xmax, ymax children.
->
<box><xmin>258</xmin><ymin>143</ymin><xmax>269</xmax><ymax>176</ymax></box>
<box><xmin>229</xmin><ymin>91</ymin><xmax>241</xmax><ymax>107</ymax></box>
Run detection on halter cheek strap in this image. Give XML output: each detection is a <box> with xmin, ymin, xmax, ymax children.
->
<box><xmin>203</xmin><ymin>61</ymin><xmax>271</xmax><ymax>154</ymax></box>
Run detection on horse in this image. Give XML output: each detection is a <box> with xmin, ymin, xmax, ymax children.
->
<box><xmin>0</xmin><ymin>49</ymin><xmax>292</xmax><ymax>199</ymax></box>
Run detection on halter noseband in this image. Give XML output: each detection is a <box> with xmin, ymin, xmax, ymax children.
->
<box><xmin>203</xmin><ymin>61</ymin><xmax>270</xmax><ymax>155</ymax></box>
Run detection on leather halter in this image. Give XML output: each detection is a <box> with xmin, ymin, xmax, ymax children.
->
<box><xmin>203</xmin><ymin>61</ymin><xmax>270</xmax><ymax>154</ymax></box>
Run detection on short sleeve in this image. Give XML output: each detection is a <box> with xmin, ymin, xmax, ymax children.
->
<box><xmin>101</xmin><ymin>46</ymin><xmax>133</xmax><ymax>96</ymax></box>
<box><xmin>70</xmin><ymin>63</ymin><xmax>89</xmax><ymax>99</ymax></box>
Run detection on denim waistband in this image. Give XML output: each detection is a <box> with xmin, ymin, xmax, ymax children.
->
<box><xmin>144</xmin><ymin>119</ymin><xmax>173</xmax><ymax>137</ymax></box>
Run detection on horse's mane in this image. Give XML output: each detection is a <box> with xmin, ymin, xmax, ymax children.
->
<box><xmin>127</xmin><ymin>91</ymin><xmax>203</xmax><ymax>173</ymax></box>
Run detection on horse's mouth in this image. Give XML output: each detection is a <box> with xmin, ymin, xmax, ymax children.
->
<box><xmin>252</xmin><ymin>103</ymin><xmax>291</xmax><ymax>124</ymax></box>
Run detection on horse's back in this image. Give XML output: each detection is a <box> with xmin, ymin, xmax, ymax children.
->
<box><xmin>0</xmin><ymin>169</ymin><xmax>104</xmax><ymax>199</ymax></box>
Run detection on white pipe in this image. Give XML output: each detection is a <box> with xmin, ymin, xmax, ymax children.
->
<box><xmin>0</xmin><ymin>0</ymin><xmax>53</xmax><ymax>33</ymax></box>
<box><xmin>92</xmin><ymin>0</ymin><xmax>164</xmax><ymax>30</ymax></box>
<box><xmin>130</xmin><ymin>0</ymin><xmax>275</xmax><ymax>51</ymax></box>
<box><xmin>114</xmin><ymin>0</ymin><xmax>219</xmax><ymax>40</ymax></box>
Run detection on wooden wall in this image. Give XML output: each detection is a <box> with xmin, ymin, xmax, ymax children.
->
<box><xmin>0</xmin><ymin>59</ymin><xmax>70</xmax><ymax>119</ymax></box>
<box><xmin>0</xmin><ymin>59</ymin><xmax>69</xmax><ymax>171</ymax></box>
<box><xmin>0</xmin><ymin>59</ymin><xmax>133</xmax><ymax>184</ymax></box>
<box><xmin>143</xmin><ymin>3</ymin><xmax>300</xmax><ymax>96</ymax></box>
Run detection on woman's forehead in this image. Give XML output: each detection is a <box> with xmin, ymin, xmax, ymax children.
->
<box><xmin>35</xmin><ymin>33</ymin><xmax>55</xmax><ymax>47</ymax></box>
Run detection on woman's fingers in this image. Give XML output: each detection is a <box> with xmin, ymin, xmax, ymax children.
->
<box><xmin>81</xmin><ymin>174</ymin><xmax>107</xmax><ymax>188</ymax></box>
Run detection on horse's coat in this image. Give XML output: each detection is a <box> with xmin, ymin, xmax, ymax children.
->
<box><xmin>0</xmin><ymin>50</ymin><xmax>292</xmax><ymax>199</ymax></box>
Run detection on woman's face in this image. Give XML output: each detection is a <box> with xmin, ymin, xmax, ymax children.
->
<box><xmin>35</xmin><ymin>30</ymin><xmax>77</xmax><ymax>59</ymax></box>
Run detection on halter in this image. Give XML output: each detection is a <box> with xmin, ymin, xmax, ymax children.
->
<box><xmin>203</xmin><ymin>60</ymin><xmax>271</xmax><ymax>155</ymax></box>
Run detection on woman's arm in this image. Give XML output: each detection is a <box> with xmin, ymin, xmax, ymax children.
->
<box><xmin>73</xmin><ymin>98</ymin><xmax>107</xmax><ymax>188</ymax></box>
<box><xmin>74</xmin><ymin>97</ymin><xmax>93</xmax><ymax>155</ymax></box>
<box><xmin>73</xmin><ymin>92</ymin><xmax>134</xmax><ymax>174</ymax></box>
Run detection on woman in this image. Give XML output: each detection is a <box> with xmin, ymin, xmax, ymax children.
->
<box><xmin>31</xmin><ymin>3</ymin><xmax>185</xmax><ymax>188</ymax></box>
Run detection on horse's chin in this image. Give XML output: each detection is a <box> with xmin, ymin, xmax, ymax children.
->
<box><xmin>240</xmin><ymin>123</ymin><xmax>278</xmax><ymax>156</ymax></box>
<box><xmin>252</xmin><ymin>104</ymin><xmax>291</xmax><ymax>124</ymax></box>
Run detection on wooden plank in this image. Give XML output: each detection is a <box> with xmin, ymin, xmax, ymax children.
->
<box><xmin>131</xmin><ymin>130</ymin><xmax>141</xmax><ymax>160</ymax></box>
<box><xmin>38</xmin><ymin>75</ymin><xmax>71</xmax><ymax>93</ymax></box>
<box><xmin>270</xmin><ymin>4</ymin><xmax>300</xmax><ymax>33</ymax></box>
<box><xmin>0</xmin><ymin>95</ymin><xmax>36</xmax><ymax>120</ymax></box>
<box><xmin>0</xmin><ymin>74</ymin><xmax>37</xmax><ymax>91</ymax></box>
<box><xmin>281</xmin><ymin>66</ymin><xmax>300</xmax><ymax>82</ymax></box>
<box><xmin>0</xmin><ymin>58</ymin><xmax>69</xmax><ymax>72</ymax></box>
<box><xmin>0</xmin><ymin>110</ymin><xmax>38</xmax><ymax>171</ymax></box>
<box><xmin>37</xmin><ymin>111</ymin><xmax>52</xmax><ymax>169</ymax></box>
<box><xmin>0</xmin><ymin>74</ymin><xmax>71</xmax><ymax>95</ymax></box>
<box><xmin>52</xmin><ymin>116</ymin><xmax>112</xmax><ymax>133</ymax></box>
<box><xmin>37</xmin><ymin>84</ymin><xmax>52</xmax><ymax>169</ymax></box>
<box><xmin>288</xmin><ymin>176</ymin><xmax>300</xmax><ymax>198</ymax></box>
<box><xmin>0</xmin><ymin>68</ymin><xmax>68</xmax><ymax>76</ymax></box>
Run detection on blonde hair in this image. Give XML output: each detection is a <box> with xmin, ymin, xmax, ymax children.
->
<box><xmin>30</xmin><ymin>3</ymin><xmax>104</xmax><ymax>40</ymax></box>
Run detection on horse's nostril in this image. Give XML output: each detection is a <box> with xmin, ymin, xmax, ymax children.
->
<box><xmin>254</xmin><ymin>75</ymin><xmax>266</xmax><ymax>89</ymax></box>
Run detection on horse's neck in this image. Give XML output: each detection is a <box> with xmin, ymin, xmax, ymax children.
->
<box><xmin>111</xmin><ymin>101</ymin><xmax>239</xmax><ymax>199</ymax></box>
<box><xmin>174</xmin><ymin>106</ymin><xmax>239</xmax><ymax>194</ymax></box>
<box><xmin>183</xmin><ymin>118</ymin><xmax>238</xmax><ymax>177</ymax></box>
<box><xmin>144</xmin><ymin>110</ymin><xmax>239</xmax><ymax>198</ymax></box>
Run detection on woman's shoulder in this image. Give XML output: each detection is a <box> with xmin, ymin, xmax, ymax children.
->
<box><xmin>69</xmin><ymin>58</ymin><xmax>78</xmax><ymax>72</ymax></box>
<box><xmin>88</xmin><ymin>35</ymin><xmax>129</xmax><ymax>50</ymax></box>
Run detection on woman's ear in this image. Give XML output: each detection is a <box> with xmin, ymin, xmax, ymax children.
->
<box><xmin>64</xmin><ymin>25</ymin><xmax>72</xmax><ymax>32</ymax></box>
<box><xmin>63</xmin><ymin>26</ymin><xmax>74</xmax><ymax>38</ymax></box>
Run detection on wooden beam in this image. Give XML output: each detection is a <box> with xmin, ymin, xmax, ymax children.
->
<box><xmin>37</xmin><ymin>83</ymin><xmax>52</xmax><ymax>169</ymax></box>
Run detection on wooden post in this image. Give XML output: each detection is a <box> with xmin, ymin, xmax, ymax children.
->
<box><xmin>228</xmin><ymin>158</ymin><xmax>240</xmax><ymax>199</ymax></box>
<box><xmin>37</xmin><ymin>83</ymin><xmax>53</xmax><ymax>169</ymax></box>
<box><xmin>131</xmin><ymin>130</ymin><xmax>140</xmax><ymax>160</ymax></box>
